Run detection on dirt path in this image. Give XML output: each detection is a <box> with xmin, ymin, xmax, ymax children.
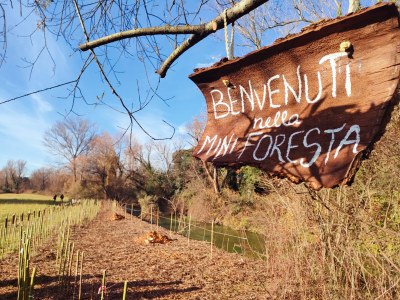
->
<box><xmin>0</xmin><ymin>202</ymin><xmax>274</xmax><ymax>299</ymax></box>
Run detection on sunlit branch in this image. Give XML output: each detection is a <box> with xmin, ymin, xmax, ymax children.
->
<box><xmin>78</xmin><ymin>0</ymin><xmax>269</xmax><ymax>77</ymax></box>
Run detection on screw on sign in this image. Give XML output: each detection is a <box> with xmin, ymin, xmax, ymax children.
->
<box><xmin>189</xmin><ymin>3</ymin><xmax>400</xmax><ymax>190</ymax></box>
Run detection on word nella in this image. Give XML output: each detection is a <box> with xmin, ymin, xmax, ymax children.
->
<box><xmin>197</xmin><ymin>124</ymin><xmax>360</xmax><ymax>167</ymax></box>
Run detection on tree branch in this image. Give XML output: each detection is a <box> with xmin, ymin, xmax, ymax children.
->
<box><xmin>78</xmin><ymin>0</ymin><xmax>269</xmax><ymax>77</ymax></box>
<box><xmin>73</xmin><ymin>0</ymin><xmax>175</xmax><ymax>141</ymax></box>
<box><xmin>79</xmin><ymin>25</ymin><xmax>206</xmax><ymax>51</ymax></box>
<box><xmin>0</xmin><ymin>80</ymin><xmax>78</xmax><ymax>105</ymax></box>
<box><xmin>156</xmin><ymin>32</ymin><xmax>206</xmax><ymax>78</ymax></box>
<box><xmin>157</xmin><ymin>0</ymin><xmax>269</xmax><ymax>77</ymax></box>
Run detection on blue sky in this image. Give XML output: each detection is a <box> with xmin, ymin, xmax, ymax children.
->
<box><xmin>0</xmin><ymin>4</ymin><xmax>230</xmax><ymax>174</ymax></box>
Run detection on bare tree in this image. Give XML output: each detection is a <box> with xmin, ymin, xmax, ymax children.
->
<box><xmin>3</xmin><ymin>159</ymin><xmax>27</xmax><ymax>193</ymax></box>
<box><xmin>212</xmin><ymin>0</ymin><xmax>368</xmax><ymax>52</ymax></box>
<box><xmin>0</xmin><ymin>169</ymin><xmax>5</xmax><ymax>192</ymax></box>
<box><xmin>30</xmin><ymin>167</ymin><xmax>51</xmax><ymax>191</ymax></box>
<box><xmin>0</xmin><ymin>165</ymin><xmax>11</xmax><ymax>192</ymax></box>
<box><xmin>184</xmin><ymin>114</ymin><xmax>222</xmax><ymax>193</ymax></box>
<box><xmin>123</xmin><ymin>137</ymin><xmax>143</xmax><ymax>173</ymax></box>
<box><xmin>185</xmin><ymin>114</ymin><xmax>207</xmax><ymax>147</ymax></box>
<box><xmin>47</xmin><ymin>168</ymin><xmax>70</xmax><ymax>194</ymax></box>
<box><xmin>82</xmin><ymin>132</ymin><xmax>120</xmax><ymax>199</ymax></box>
<box><xmin>43</xmin><ymin>117</ymin><xmax>97</xmax><ymax>182</ymax></box>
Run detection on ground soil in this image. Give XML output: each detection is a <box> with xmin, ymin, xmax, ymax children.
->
<box><xmin>0</xmin><ymin>202</ymin><xmax>275</xmax><ymax>299</ymax></box>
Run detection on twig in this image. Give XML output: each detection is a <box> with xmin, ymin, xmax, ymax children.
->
<box><xmin>78</xmin><ymin>0</ymin><xmax>269</xmax><ymax>77</ymax></box>
<box><xmin>72</xmin><ymin>0</ymin><xmax>175</xmax><ymax>140</ymax></box>
<box><xmin>0</xmin><ymin>80</ymin><xmax>77</xmax><ymax>105</ymax></box>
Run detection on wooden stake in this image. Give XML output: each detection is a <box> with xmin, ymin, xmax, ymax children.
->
<box><xmin>67</xmin><ymin>243</ymin><xmax>75</xmax><ymax>294</ymax></box>
<box><xmin>100</xmin><ymin>270</ymin><xmax>106</xmax><ymax>300</ymax></box>
<box><xmin>156</xmin><ymin>208</ymin><xmax>159</xmax><ymax>229</ymax></box>
<box><xmin>29</xmin><ymin>267</ymin><xmax>36</xmax><ymax>299</ymax></box>
<box><xmin>73</xmin><ymin>250</ymin><xmax>80</xmax><ymax>300</ymax></box>
<box><xmin>78</xmin><ymin>251</ymin><xmax>84</xmax><ymax>300</ymax></box>
<box><xmin>187</xmin><ymin>214</ymin><xmax>192</xmax><ymax>245</ymax></box>
<box><xmin>150</xmin><ymin>206</ymin><xmax>153</xmax><ymax>225</ymax></box>
<box><xmin>169</xmin><ymin>213</ymin><xmax>173</xmax><ymax>236</ymax></box>
<box><xmin>122</xmin><ymin>280</ymin><xmax>128</xmax><ymax>300</ymax></box>
<box><xmin>210</xmin><ymin>221</ymin><xmax>214</xmax><ymax>259</ymax></box>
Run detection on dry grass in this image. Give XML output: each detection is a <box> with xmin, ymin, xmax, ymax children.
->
<box><xmin>172</xmin><ymin>104</ymin><xmax>400</xmax><ymax>299</ymax></box>
<box><xmin>250</xmin><ymin>104</ymin><xmax>400</xmax><ymax>299</ymax></box>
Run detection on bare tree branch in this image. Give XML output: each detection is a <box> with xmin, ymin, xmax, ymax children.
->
<box><xmin>79</xmin><ymin>24</ymin><xmax>205</xmax><ymax>51</ymax></box>
<box><xmin>78</xmin><ymin>0</ymin><xmax>269</xmax><ymax>77</ymax></box>
<box><xmin>0</xmin><ymin>80</ymin><xmax>78</xmax><ymax>105</ymax></box>
<box><xmin>157</xmin><ymin>0</ymin><xmax>270</xmax><ymax>77</ymax></box>
<box><xmin>0</xmin><ymin>3</ymin><xmax>6</xmax><ymax>68</ymax></box>
<box><xmin>72</xmin><ymin>0</ymin><xmax>175</xmax><ymax>140</ymax></box>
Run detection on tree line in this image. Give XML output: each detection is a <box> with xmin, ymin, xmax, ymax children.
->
<box><xmin>0</xmin><ymin>116</ymin><xmax>268</xmax><ymax>212</ymax></box>
<box><xmin>0</xmin><ymin>117</ymin><xmax>190</xmax><ymax>200</ymax></box>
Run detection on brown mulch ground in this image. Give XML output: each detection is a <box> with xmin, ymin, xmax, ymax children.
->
<box><xmin>0</xmin><ymin>202</ymin><xmax>275</xmax><ymax>299</ymax></box>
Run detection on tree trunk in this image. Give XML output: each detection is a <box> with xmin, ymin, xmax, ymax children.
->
<box><xmin>72</xmin><ymin>158</ymin><xmax>77</xmax><ymax>182</ymax></box>
<box><xmin>201</xmin><ymin>160</ymin><xmax>221</xmax><ymax>194</ymax></box>
<box><xmin>213</xmin><ymin>167</ymin><xmax>221</xmax><ymax>194</ymax></box>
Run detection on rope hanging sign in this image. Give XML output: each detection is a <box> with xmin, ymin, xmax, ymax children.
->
<box><xmin>189</xmin><ymin>3</ymin><xmax>400</xmax><ymax>189</ymax></box>
<box><xmin>223</xmin><ymin>9</ymin><xmax>235</xmax><ymax>60</ymax></box>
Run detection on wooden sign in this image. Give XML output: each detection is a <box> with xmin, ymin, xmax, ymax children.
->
<box><xmin>189</xmin><ymin>3</ymin><xmax>400</xmax><ymax>189</ymax></box>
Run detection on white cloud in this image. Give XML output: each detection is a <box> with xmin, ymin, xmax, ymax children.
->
<box><xmin>0</xmin><ymin>87</ymin><xmax>53</xmax><ymax>171</ymax></box>
<box><xmin>177</xmin><ymin>123</ymin><xmax>188</xmax><ymax>135</ymax></box>
<box><xmin>106</xmin><ymin>102</ymin><xmax>176</xmax><ymax>146</ymax></box>
<box><xmin>31</xmin><ymin>94</ymin><xmax>53</xmax><ymax>112</ymax></box>
<box><xmin>195</xmin><ymin>54</ymin><xmax>223</xmax><ymax>69</ymax></box>
<box><xmin>0</xmin><ymin>6</ymin><xmax>81</xmax><ymax>171</ymax></box>
<box><xmin>0</xmin><ymin>104</ymin><xmax>47</xmax><ymax>148</ymax></box>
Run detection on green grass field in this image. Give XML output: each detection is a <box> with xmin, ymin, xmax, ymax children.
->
<box><xmin>0</xmin><ymin>193</ymin><xmax>56</xmax><ymax>225</ymax></box>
